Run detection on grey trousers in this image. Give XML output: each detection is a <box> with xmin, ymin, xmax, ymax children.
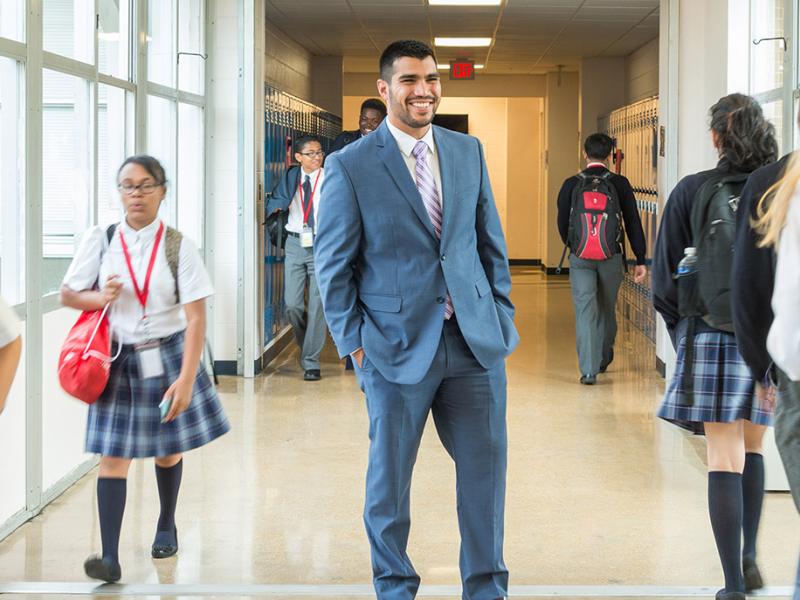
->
<box><xmin>775</xmin><ymin>370</ymin><xmax>800</xmax><ymax>600</ymax></box>
<box><xmin>568</xmin><ymin>254</ymin><xmax>624</xmax><ymax>376</ymax></box>
<box><xmin>284</xmin><ymin>235</ymin><xmax>326</xmax><ymax>370</ymax></box>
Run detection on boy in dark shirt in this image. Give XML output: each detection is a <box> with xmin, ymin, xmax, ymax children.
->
<box><xmin>556</xmin><ymin>133</ymin><xmax>648</xmax><ymax>384</ymax></box>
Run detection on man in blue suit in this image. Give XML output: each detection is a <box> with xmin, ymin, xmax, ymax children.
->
<box><xmin>315</xmin><ymin>40</ymin><xmax>519</xmax><ymax>600</ymax></box>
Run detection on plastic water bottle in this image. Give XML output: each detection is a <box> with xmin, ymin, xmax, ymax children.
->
<box><xmin>676</xmin><ymin>247</ymin><xmax>697</xmax><ymax>277</ymax></box>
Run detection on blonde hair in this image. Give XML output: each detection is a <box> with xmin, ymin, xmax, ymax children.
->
<box><xmin>754</xmin><ymin>151</ymin><xmax>800</xmax><ymax>248</ymax></box>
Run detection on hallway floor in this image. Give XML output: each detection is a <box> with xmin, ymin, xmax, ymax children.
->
<box><xmin>0</xmin><ymin>269</ymin><xmax>797</xmax><ymax>598</ymax></box>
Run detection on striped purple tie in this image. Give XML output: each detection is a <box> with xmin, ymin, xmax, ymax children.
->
<box><xmin>412</xmin><ymin>140</ymin><xmax>453</xmax><ymax>319</ymax></box>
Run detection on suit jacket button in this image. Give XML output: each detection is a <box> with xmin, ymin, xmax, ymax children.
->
<box><xmin>436</xmin><ymin>296</ymin><xmax>445</xmax><ymax>304</ymax></box>
<box><xmin>440</xmin><ymin>255</ymin><xmax>446</xmax><ymax>261</ymax></box>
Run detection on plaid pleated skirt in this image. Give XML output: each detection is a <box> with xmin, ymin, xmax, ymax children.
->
<box><xmin>86</xmin><ymin>331</ymin><xmax>230</xmax><ymax>457</ymax></box>
<box><xmin>657</xmin><ymin>330</ymin><xmax>774</xmax><ymax>434</ymax></box>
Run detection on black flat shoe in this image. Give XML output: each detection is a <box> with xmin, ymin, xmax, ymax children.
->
<box><xmin>743</xmin><ymin>556</ymin><xmax>764</xmax><ymax>591</ymax></box>
<box><xmin>151</xmin><ymin>527</ymin><xmax>178</xmax><ymax>559</ymax></box>
<box><xmin>599</xmin><ymin>348</ymin><xmax>614</xmax><ymax>373</ymax></box>
<box><xmin>715</xmin><ymin>589</ymin><xmax>745</xmax><ymax>600</ymax></box>
<box><xmin>580</xmin><ymin>374</ymin><xmax>597</xmax><ymax>385</ymax></box>
<box><xmin>84</xmin><ymin>554</ymin><xmax>121</xmax><ymax>583</ymax></box>
<box><xmin>304</xmin><ymin>369</ymin><xmax>321</xmax><ymax>381</ymax></box>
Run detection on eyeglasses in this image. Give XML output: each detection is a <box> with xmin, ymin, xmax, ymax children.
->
<box><xmin>299</xmin><ymin>151</ymin><xmax>325</xmax><ymax>158</ymax></box>
<box><xmin>117</xmin><ymin>182</ymin><xmax>162</xmax><ymax>195</ymax></box>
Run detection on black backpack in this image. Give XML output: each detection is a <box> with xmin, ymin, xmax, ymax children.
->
<box><xmin>567</xmin><ymin>171</ymin><xmax>623</xmax><ymax>261</ymax></box>
<box><xmin>680</xmin><ymin>172</ymin><xmax>749</xmax><ymax>331</ymax></box>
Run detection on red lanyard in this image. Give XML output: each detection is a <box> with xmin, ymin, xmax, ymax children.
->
<box><xmin>118</xmin><ymin>222</ymin><xmax>165</xmax><ymax>315</ymax></box>
<box><xmin>297</xmin><ymin>171</ymin><xmax>322</xmax><ymax>225</ymax></box>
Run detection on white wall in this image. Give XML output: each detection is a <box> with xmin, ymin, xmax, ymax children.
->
<box><xmin>627</xmin><ymin>38</ymin><xmax>659</xmax><ymax>104</ymax></box>
<box><xmin>264</xmin><ymin>20</ymin><xmax>312</xmax><ymax>101</ymax></box>
<box><xmin>580</xmin><ymin>57</ymin><xmax>627</xmax><ymax>140</ymax></box>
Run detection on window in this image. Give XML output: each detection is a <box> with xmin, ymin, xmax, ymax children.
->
<box><xmin>178</xmin><ymin>103</ymin><xmax>204</xmax><ymax>245</ymax></box>
<box><xmin>147</xmin><ymin>95</ymin><xmax>177</xmax><ymax>225</ymax></box>
<box><xmin>43</xmin><ymin>0</ymin><xmax>94</xmax><ymax>64</ymax></box>
<box><xmin>42</xmin><ymin>69</ymin><xmax>92</xmax><ymax>294</ymax></box>
<box><xmin>98</xmin><ymin>0</ymin><xmax>131</xmax><ymax>80</ymax></box>
<box><xmin>147</xmin><ymin>0</ymin><xmax>176</xmax><ymax>87</ymax></box>
<box><xmin>0</xmin><ymin>0</ymin><xmax>25</xmax><ymax>42</ymax></box>
<box><xmin>750</xmin><ymin>1</ymin><xmax>784</xmax><ymax>95</ymax></box>
<box><xmin>178</xmin><ymin>0</ymin><xmax>204</xmax><ymax>94</ymax></box>
<box><xmin>763</xmin><ymin>99</ymin><xmax>784</xmax><ymax>155</ymax></box>
<box><xmin>0</xmin><ymin>57</ymin><xmax>25</xmax><ymax>304</ymax></box>
<box><xmin>98</xmin><ymin>84</ymin><xmax>131</xmax><ymax>227</ymax></box>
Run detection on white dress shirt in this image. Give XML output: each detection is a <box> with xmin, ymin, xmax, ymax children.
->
<box><xmin>767</xmin><ymin>190</ymin><xmax>800</xmax><ymax>380</ymax></box>
<box><xmin>0</xmin><ymin>297</ymin><xmax>21</xmax><ymax>349</ymax></box>
<box><xmin>62</xmin><ymin>218</ymin><xmax>214</xmax><ymax>345</ymax></box>
<box><xmin>286</xmin><ymin>167</ymin><xmax>324</xmax><ymax>234</ymax></box>
<box><xmin>385</xmin><ymin>119</ymin><xmax>443</xmax><ymax>208</ymax></box>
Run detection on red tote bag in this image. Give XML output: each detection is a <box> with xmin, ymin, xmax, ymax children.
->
<box><xmin>58</xmin><ymin>304</ymin><xmax>114</xmax><ymax>404</ymax></box>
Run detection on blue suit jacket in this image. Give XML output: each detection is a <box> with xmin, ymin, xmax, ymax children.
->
<box><xmin>266</xmin><ymin>165</ymin><xmax>302</xmax><ymax>214</ymax></box>
<box><xmin>315</xmin><ymin>121</ymin><xmax>519</xmax><ymax>385</ymax></box>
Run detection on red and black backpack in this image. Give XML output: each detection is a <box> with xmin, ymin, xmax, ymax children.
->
<box><xmin>567</xmin><ymin>171</ymin><xmax>623</xmax><ymax>261</ymax></box>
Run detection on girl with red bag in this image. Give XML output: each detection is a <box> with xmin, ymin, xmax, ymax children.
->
<box><xmin>59</xmin><ymin>155</ymin><xmax>229</xmax><ymax>583</ymax></box>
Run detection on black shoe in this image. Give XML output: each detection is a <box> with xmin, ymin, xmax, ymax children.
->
<box><xmin>84</xmin><ymin>554</ymin><xmax>121</xmax><ymax>583</ymax></box>
<box><xmin>303</xmin><ymin>369</ymin><xmax>321</xmax><ymax>381</ymax></box>
<box><xmin>151</xmin><ymin>526</ymin><xmax>178</xmax><ymax>559</ymax></box>
<box><xmin>599</xmin><ymin>348</ymin><xmax>614</xmax><ymax>373</ymax></box>
<box><xmin>580</xmin><ymin>374</ymin><xmax>597</xmax><ymax>385</ymax></box>
<box><xmin>715</xmin><ymin>590</ymin><xmax>745</xmax><ymax>600</ymax></box>
<box><xmin>743</xmin><ymin>556</ymin><xmax>764</xmax><ymax>592</ymax></box>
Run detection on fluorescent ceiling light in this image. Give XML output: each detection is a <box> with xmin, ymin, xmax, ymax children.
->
<box><xmin>429</xmin><ymin>0</ymin><xmax>502</xmax><ymax>5</ymax></box>
<box><xmin>437</xmin><ymin>63</ymin><xmax>484</xmax><ymax>69</ymax></box>
<box><xmin>434</xmin><ymin>37</ymin><xmax>492</xmax><ymax>47</ymax></box>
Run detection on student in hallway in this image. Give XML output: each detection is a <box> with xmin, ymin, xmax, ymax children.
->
<box><xmin>267</xmin><ymin>135</ymin><xmax>327</xmax><ymax>381</ymax></box>
<box><xmin>0</xmin><ymin>296</ymin><xmax>22</xmax><ymax>414</ymax></box>
<box><xmin>652</xmin><ymin>94</ymin><xmax>778</xmax><ymax>600</ymax></box>
<box><xmin>750</xmin><ymin>150</ymin><xmax>800</xmax><ymax>600</ymax></box>
<box><xmin>556</xmin><ymin>133</ymin><xmax>647</xmax><ymax>384</ymax></box>
<box><xmin>330</xmin><ymin>98</ymin><xmax>387</xmax><ymax>153</ymax></box>
<box><xmin>60</xmin><ymin>155</ymin><xmax>230</xmax><ymax>583</ymax></box>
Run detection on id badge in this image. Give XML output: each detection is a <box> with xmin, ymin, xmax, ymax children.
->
<box><xmin>136</xmin><ymin>342</ymin><xmax>165</xmax><ymax>379</ymax></box>
<box><xmin>300</xmin><ymin>226</ymin><xmax>314</xmax><ymax>248</ymax></box>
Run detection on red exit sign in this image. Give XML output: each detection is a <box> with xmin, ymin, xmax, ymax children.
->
<box><xmin>450</xmin><ymin>59</ymin><xmax>475</xmax><ymax>80</ymax></box>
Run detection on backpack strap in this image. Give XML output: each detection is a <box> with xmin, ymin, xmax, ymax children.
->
<box><xmin>94</xmin><ymin>224</ymin><xmax>118</xmax><ymax>290</ymax></box>
<box><xmin>164</xmin><ymin>226</ymin><xmax>183</xmax><ymax>304</ymax></box>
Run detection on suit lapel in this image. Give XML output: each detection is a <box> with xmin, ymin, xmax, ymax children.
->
<box><xmin>375</xmin><ymin>123</ymin><xmax>438</xmax><ymax>241</ymax></box>
<box><xmin>434</xmin><ymin>126</ymin><xmax>455</xmax><ymax>245</ymax></box>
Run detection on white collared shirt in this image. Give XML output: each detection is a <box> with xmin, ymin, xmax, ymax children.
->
<box><xmin>0</xmin><ymin>297</ymin><xmax>21</xmax><ymax>348</ymax></box>
<box><xmin>767</xmin><ymin>190</ymin><xmax>800</xmax><ymax>380</ymax></box>
<box><xmin>62</xmin><ymin>218</ymin><xmax>214</xmax><ymax>345</ymax></box>
<box><xmin>286</xmin><ymin>167</ymin><xmax>324</xmax><ymax>234</ymax></box>
<box><xmin>385</xmin><ymin>119</ymin><xmax>443</xmax><ymax>209</ymax></box>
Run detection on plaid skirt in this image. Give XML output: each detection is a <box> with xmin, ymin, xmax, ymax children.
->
<box><xmin>86</xmin><ymin>331</ymin><xmax>230</xmax><ymax>457</ymax></box>
<box><xmin>658</xmin><ymin>330</ymin><xmax>774</xmax><ymax>435</ymax></box>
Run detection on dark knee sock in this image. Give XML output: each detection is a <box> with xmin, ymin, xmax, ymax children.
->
<box><xmin>155</xmin><ymin>459</ymin><xmax>183</xmax><ymax>532</ymax></box>
<box><xmin>709</xmin><ymin>471</ymin><xmax>744</xmax><ymax>592</ymax></box>
<box><xmin>97</xmin><ymin>477</ymin><xmax>127</xmax><ymax>562</ymax></box>
<box><xmin>742</xmin><ymin>453</ymin><xmax>765</xmax><ymax>560</ymax></box>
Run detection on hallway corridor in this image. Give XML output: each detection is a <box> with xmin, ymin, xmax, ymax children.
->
<box><xmin>0</xmin><ymin>269</ymin><xmax>797</xmax><ymax>598</ymax></box>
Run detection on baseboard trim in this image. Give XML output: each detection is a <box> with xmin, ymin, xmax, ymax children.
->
<box><xmin>214</xmin><ymin>360</ymin><xmax>237</xmax><ymax>376</ymax></box>
<box><xmin>509</xmin><ymin>258</ymin><xmax>542</xmax><ymax>266</ymax></box>
<box><xmin>656</xmin><ymin>356</ymin><xmax>666</xmax><ymax>378</ymax></box>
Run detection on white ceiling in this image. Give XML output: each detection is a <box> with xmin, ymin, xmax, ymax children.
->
<box><xmin>266</xmin><ymin>0</ymin><xmax>660</xmax><ymax>75</ymax></box>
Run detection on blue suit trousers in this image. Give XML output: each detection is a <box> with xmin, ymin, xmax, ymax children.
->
<box><xmin>357</xmin><ymin>319</ymin><xmax>508</xmax><ymax>600</ymax></box>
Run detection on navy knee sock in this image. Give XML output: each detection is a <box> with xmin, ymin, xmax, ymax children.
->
<box><xmin>97</xmin><ymin>477</ymin><xmax>127</xmax><ymax>562</ymax></box>
<box><xmin>155</xmin><ymin>459</ymin><xmax>183</xmax><ymax>533</ymax></box>
<box><xmin>709</xmin><ymin>471</ymin><xmax>745</xmax><ymax>593</ymax></box>
<box><xmin>742</xmin><ymin>453</ymin><xmax>765</xmax><ymax>561</ymax></box>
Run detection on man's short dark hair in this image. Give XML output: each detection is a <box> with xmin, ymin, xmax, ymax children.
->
<box><xmin>361</xmin><ymin>98</ymin><xmax>387</xmax><ymax>117</ymax></box>
<box><xmin>379</xmin><ymin>40</ymin><xmax>437</xmax><ymax>81</ymax></box>
<box><xmin>584</xmin><ymin>133</ymin><xmax>614</xmax><ymax>160</ymax></box>
<box><xmin>293</xmin><ymin>134</ymin><xmax>322</xmax><ymax>155</ymax></box>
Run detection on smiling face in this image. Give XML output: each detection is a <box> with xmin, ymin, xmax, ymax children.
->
<box><xmin>118</xmin><ymin>162</ymin><xmax>165</xmax><ymax>228</ymax></box>
<box><xmin>359</xmin><ymin>108</ymin><xmax>384</xmax><ymax>136</ymax></box>
<box><xmin>294</xmin><ymin>140</ymin><xmax>324</xmax><ymax>173</ymax></box>
<box><xmin>377</xmin><ymin>55</ymin><xmax>441</xmax><ymax>139</ymax></box>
